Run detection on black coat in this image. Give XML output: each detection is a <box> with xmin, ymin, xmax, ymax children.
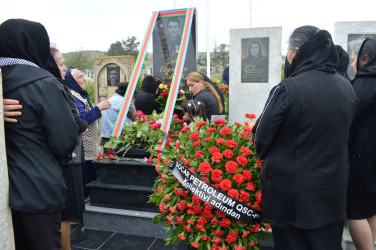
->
<box><xmin>194</xmin><ymin>88</ymin><xmax>219</xmax><ymax>122</ymax></box>
<box><xmin>135</xmin><ymin>76</ymin><xmax>160</xmax><ymax>115</ymax></box>
<box><xmin>2</xmin><ymin>64</ymin><xmax>79</xmax><ymax>213</ymax></box>
<box><xmin>348</xmin><ymin>38</ymin><xmax>376</xmax><ymax>195</ymax></box>
<box><xmin>253</xmin><ymin>30</ymin><xmax>357</xmax><ymax>229</ymax></box>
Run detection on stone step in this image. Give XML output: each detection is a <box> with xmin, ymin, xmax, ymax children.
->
<box><xmin>83</xmin><ymin>204</ymin><xmax>169</xmax><ymax>238</ymax></box>
<box><xmin>87</xmin><ymin>181</ymin><xmax>157</xmax><ymax>212</ymax></box>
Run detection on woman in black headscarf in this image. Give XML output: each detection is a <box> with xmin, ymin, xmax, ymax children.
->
<box><xmin>347</xmin><ymin>38</ymin><xmax>376</xmax><ymax>250</ymax></box>
<box><xmin>335</xmin><ymin>45</ymin><xmax>351</xmax><ymax>81</ymax></box>
<box><xmin>0</xmin><ymin>19</ymin><xmax>79</xmax><ymax>250</ymax></box>
<box><xmin>252</xmin><ymin>25</ymin><xmax>357</xmax><ymax>249</ymax></box>
<box><xmin>135</xmin><ymin>75</ymin><xmax>161</xmax><ymax>115</ymax></box>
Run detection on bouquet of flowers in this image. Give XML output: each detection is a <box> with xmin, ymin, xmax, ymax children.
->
<box><xmin>149</xmin><ymin>114</ymin><xmax>270</xmax><ymax>250</ymax></box>
<box><xmin>156</xmin><ymin>82</ymin><xmax>186</xmax><ymax>111</ymax></box>
<box><xmin>104</xmin><ymin>110</ymin><xmax>185</xmax><ymax>158</ymax></box>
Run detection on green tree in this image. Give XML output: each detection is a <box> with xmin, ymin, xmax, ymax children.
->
<box><xmin>212</xmin><ymin>43</ymin><xmax>229</xmax><ymax>68</ymax></box>
<box><xmin>64</xmin><ymin>49</ymin><xmax>92</xmax><ymax>71</ymax></box>
<box><xmin>107</xmin><ymin>41</ymin><xmax>126</xmax><ymax>56</ymax></box>
<box><xmin>122</xmin><ymin>36</ymin><xmax>140</xmax><ymax>58</ymax></box>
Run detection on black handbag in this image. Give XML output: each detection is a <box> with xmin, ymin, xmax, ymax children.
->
<box><xmin>61</xmin><ymin>135</ymin><xmax>84</xmax><ymax>166</ymax></box>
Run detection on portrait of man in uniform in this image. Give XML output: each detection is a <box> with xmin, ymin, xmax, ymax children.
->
<box><xmin>107</xmin><ymin>66</ymin><xmax>120</xmax><ymax>86</ymax></box>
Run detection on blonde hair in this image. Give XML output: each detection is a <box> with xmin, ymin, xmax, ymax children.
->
<box><xmin>185</xmin><ymin>72</ymin><xmax>223</xmax><ymax>114</ymax></box>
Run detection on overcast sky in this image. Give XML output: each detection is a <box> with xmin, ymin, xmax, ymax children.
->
<box><xmin>1</xmin><ymin>0</ymin><xmax>375</xmax><ymax>54</ymax></box>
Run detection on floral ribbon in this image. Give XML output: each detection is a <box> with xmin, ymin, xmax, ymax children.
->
<box><xmin>170</xmin><ymin>160</ymin><xmax>263</xmax><ymax>224</ymax></box>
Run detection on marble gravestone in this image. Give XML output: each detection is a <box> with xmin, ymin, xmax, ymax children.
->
<box><xmin>152</xmin><ymin>14</ymin><xmax>197</xmax><ymax>84</ymax></box>
<box><xmin>334</xmin><ymin>21</ymin><xmax>376</xmax><ymax>80</ymax></box>
<box><xmin>229</xmin><ymin>27</ymin><xmax>282</xmax><ymax>124</ymax></box>
<box><xmin>0</xmin><ymin>69</ymin><xmax>16</xmax><ymax>250</ymax></box>
<box><xmin>94</xmin><ymin>56</ymin><xmax>135</xmax><ymax>104</ymax></box>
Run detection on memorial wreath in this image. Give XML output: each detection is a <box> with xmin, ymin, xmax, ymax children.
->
<box><xmin>150</xmin><ymin>114</ymin><xmax>270</xmax><ymax>250</ymax></box>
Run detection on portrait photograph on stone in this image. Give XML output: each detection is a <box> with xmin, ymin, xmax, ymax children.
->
<box><xmin>152</xmin><ymin>12</ymin><xmax>197</xmax><ymax>84</ymax></box>
<box><xmin>107</xmin><ymin>66</ymin><xmax>120</xmax><ymax>86</ymax></box>
<box><xmin>241</xmin><ymin>38</ymin><xmax>269</xmax><ymax>83</ymax></box>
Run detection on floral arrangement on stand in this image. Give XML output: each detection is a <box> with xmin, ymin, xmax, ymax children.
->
<box><xmin>103</xmin><ymin>110</ymin><xmax>185</xmax><ymax>159</ymax></box>
<box><xmin>149</xmin><ymin>114</ymin><xmax>270</xmax><ymax>250</ymax></box>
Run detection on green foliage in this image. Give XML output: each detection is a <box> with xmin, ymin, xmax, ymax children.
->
<box><xmin>122</xmin><ymin>36</ymin><xmax>140</xmax><ymax>58</ymax></box>
<box><xmin>212</xmin><ymin>42</ymin><xmax>229</xmax><ymax>68</ymax></box>
<box><xmin>85</xmin><ymin>80</ymin><xmax>95</xmax><ymax>104</ymax></box>
<box><xmin>107</xmin><ymin>41</ymin><xmax>126</xmax><ymax>56</ymax></box>
<box><xmin>64</xmin><ymin>50</ymin><xmax>93</xmax><ymax>71</ymax></box>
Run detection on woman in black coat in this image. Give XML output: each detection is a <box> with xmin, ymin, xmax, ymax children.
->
<box><xmin>0</xmin><ymin>19</ymin><xmax>78</xmax><ymax>250</ymax></box>
<box><xmin>347</xmin><ymin>38</ymin><xmax>376</xmax><ymax>250</ymax></box>
<box><xmin>252</xmin><ymin>25</ymin><xmax>357</xmax><ymax>249</ymax></box>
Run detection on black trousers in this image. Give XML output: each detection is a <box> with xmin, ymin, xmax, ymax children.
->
<box><xmin>12</xmin><ymin>210</ymin><xmax>61</xmax><ymax>250</ymax></box>
<box><xmin>272</xmin><ymin>220</ymin><xmax>344</xmax><ymax>250</ymax></box>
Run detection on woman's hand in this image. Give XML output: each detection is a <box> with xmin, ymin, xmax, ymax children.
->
<box><xmin>3</xmin><ymin>99</ymin><xmax>22</xmax><ymax>123</ymax></box>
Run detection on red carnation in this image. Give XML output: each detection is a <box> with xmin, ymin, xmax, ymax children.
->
<box><xmin>212</xmin><ymin>152</ymin><xmax>223</xmax><ymax>163</ymax></box>
<box><xmin>215</xmin><ymin>138</ymin><xmax>225</xmax><ymax>144</ymax></box>
<box><xmin>190</xmin><ymin>132</ymin><xmax>201</xmax><ymax>141</ymax></box>
<box><xmin>240</xmin><ymin>190</ymin><xmax>250</xmax><ymax>202</ymax></box>
<box><xmin>247</xmin><ymin>182</ymin><xmax>256</xmax><ymax>191</ymax></box>
<box><xmin>256</xmin><ymin>191</ymin><xmax>262</xmax><ymax>202</ymax></box>
<box><xmin>220</xmin><ymin>127</ymin><xmax>232</xmax><ymax>136</ymax></box>
<box><xmin>192</xmin><ymin>141</ymin><xmax>202</xmax><ymax>147</ymax></box>
<box><xmin>234</xmin><ymin>246</ymin><xmax>246</xmax><ymax>250</ymax></box>
<box><xmin>211</xmin><ymin>238</ymin><xmax>223</xmax><ymax>245</ymax></box>
<box><xmin>201</xmin><ymin>176</ymin><xmax>209</xmax><ymax>182</ymax></box>
<box><xmin>201</xmin><ymin>235</ymin><xmax>209</xmax><ymax>241</ymax></box>
<box><xmin>192</xmin><ymin>195</ymin><xmax>202</xmax><ymax>205</ymax></box>
<box><xmin>233</xmin><ymin>174</ymin><xmax>244</xmax><ymax>184</ymax></box>
<box><xmin>166</xmin><ymin>215</ymin><xmax>174</xmax><ymax>224</ymax></box>
<box><xmin>204</xmin><ymin>137</ymin><xmax>212</xmax><ymax>142</ymax></box>
<box><xmin>180</xmin><ymin>126</ymin><xmax>191</xmax><ymax>134</ymax></box>
<box><xmin>242</xmin><ymin>230</ymin><xmax>251</xmax><ymax>238</ymax></box>
<box><xmin>199</xmin><ymin>161</ymin><xmax>212</xmax><ymax>174</ymax></box>
<box><xmin>181</xmin><ymin>189</ymin><xmax>189</xmax><ymax>199</ymax></box>
<box><xmin>236</xmin><ymin>155</ymin><xmax>248</xmax><ymax>166</ymax></box>
<box><xmin>245</xmin><ymin>113</ymin><xmax>256</xmax><ymax>119</ymax></box>
<box><xmin>244</xmin><ymin>126</ymin><xmax>252</xmax><ymax>135</ymax></box>
<box><xmin>196</xmin><ymin>121</ymin><xmax>207</xmax><ymax>129</ymax></box>
<box><xmin>161</xmin><ymin>91</ymin><xmax>169</xmax><ymax>98</ymax></box>
<box><xmin>175</xmin><ymin>142</ymin><xmax>182</xmax><ymax>150</ymax></box>
<box><xmin>195</xmin><ymin>224</ymin><xmax>206</xmax><ymax>232</ymax></box>
<box><xmin>213</xmin><ymin>230</ymin><xmax>225</xmax><ymax>237</ymax></box>
<box><xmin>225</xmin><ymin>230</ymin><xmax>238</xmax><ymax>243</ymax></box>
<box><xmin>227</xmin><ymin>189</ymin><xmax>239</xmax><ymax>200</ymax></box>
<box><xmin>211</xmin><ymin>218</ymin><xmax>219</xmax><ymax>225</ymax></box>
<box><xmin>159</xmin><ymin>202</ymin><xmax>167</xmax><ymax>214</ymax></box>
<box><xmin>220</xmin><ymin>218</ymin><xmax>231</xmax><ymax>227</ymax></box>
<box><xmin>194</xmin><ymin>150</ymin><xmax>204</xmax><ymax>160</ymax></box>
<box><xmin>184</xmin><ymin>159</ymin><xmax>191</xmax><ymax>167</ymax></box>
<box><xmin>177</xmin><ymin>201</ymin><xmax>186</xmax><ymax>211</ymax></box>
<box><xmin>203</xmin><ymin>209</ymin><xmax>213</xmax><ymax>218</ymax></box>
<box><xmin>242</xmin><ymin>169</ymin><xmax>252</xmax><ymax>181</ymax></box>
<box><xmin>187</xmin><ymin>219</ymin><xmax>195</xmax><ymax>225</ymax></box>
<box><xmin>169</xmin><ymin>206</ymin><xmax>178</xmax><ymax>214</ymax></box>
<box><xmin>239</xmin><ymin>132</ymin><xmax>247</xmax><ymax>138</ymax></box>
<box><xmin>161</xmin><ymin>172</ymin><xmax>167</xmax><ymax>183</ymax></box>
<box><xmin>183</xmin><ymin>225</ymin><xmax>193</xmax><ymax>233</ymax></box>
<box><xmin>216</xmin><ymin>211</ymin><xmax>226</xmax><ymax>217</ymax></box>
<box><xmin>191</xmin><ymin>242</ymin><xmax>200</xmax><ymax>248</ymax></box>
<box><xmin>206</xmin><ymin>127</ymin><xmax>217</xmax><ymax>135</ymax></box>
<box><xmin>223</xmin><ymin>149</ymin><xmax>234</xmax><ymax>159</ymax></box>
<box><xmin>177</xmin><ymin>233</ymin><xmax>186</xmax><ymax>240</ymax></box>
<box><xmin>241</xmin><ymin>146</ymin><xmax>251</xmax><ymax>156</ymax></box>
<box><xmin>225</xmin><ymin>161</ymin><xmax>238</xmax><ymax>174</ymax></box>
<box><xmin>219</xmin><ymin>179</ymin><xmax>232</xmax><ymax>191</ymax></box>
<box><xmin>189</xmin><ymin>167</ymin><xmax>196</xmax><ymax>173</ymax></box>
<box><xmin>234</xmin><ymin>122</ymin><xmax>242</xmax><ymax>127</ymax></box>
<box><xmin>196</xmin><ymin>217</ymin><xmax>208</xmax><ymax>225</ymax></box>
<box><xmin>209</xmin><ymin>146</ymin><xmax>220</xmax><ymax>154</ymax></box>
<box><xmin>256</xmin><ymin>159</ymin><xmax>263</xmax><ymax>168</ymax></box>
<box><xmin>225</xmin><ymin>139</ymin><xmax>238</xmax><ymax>148</ymax></box>
<box><xmin>158</xmin><ymin>186</ymin><xmax>163</xmax><ymax>193</ymax></box>
<box><xmin>211</xmin><ymin>174</ymin><xmax>222</xmax><ymax>182</ymax></box>
<box><xmin>213</xmin><ymin>119</ymin><xmax>226</xmax><ymax>126</ymax></box>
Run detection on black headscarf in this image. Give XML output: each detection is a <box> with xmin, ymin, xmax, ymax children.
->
<box><xmin>45</xmin><ymin>53</ymin><xmax>62</xmax><ymax>80</ymax></box>
<box><xmin>335</xmin><ymin>45</ymin><xmax>350</xmax><ymax>81</ymax></box>
<box><xmin>0</xmin><ymin>19</ymin><xmax>50</xmax><ymax>68</ymax></box>
<box><xmin>355</xmin><ymin>38</ymin><xmax>376</xmax><ymax>76</ymax></box>
<box><xmin>288</xmin><ymin>30</ymin><xmax>338</xmax><ymax>78</ymax></box>
<box><xmin>65</xmin><ymin>69</ymin><xmax>93</xmax><ymax>108</ymax></box>
<box><xmin>283</xmin><ymin>54</ymin><xmax>290</xmax><ymax>79</ymax></box>
<box><xmin>141</xmin><ymin>75</ymin><xmax>160</xmax><ymax>94</ymax></box>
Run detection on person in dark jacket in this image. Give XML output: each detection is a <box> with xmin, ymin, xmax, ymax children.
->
<box><xmin>185</xmin><ymin>72</ymin><xmax>223</xmax><ymax>122</ymax></box>
<box><xmin>47</xmin><ymin>48</ymin><xmax>88</xmax><ymax>250</ymax></box>
<box><xmin>65</xmin><ymin>68</ymin><xmax>111</xmax><ymax>198</ymax></box>
<box><xmin>199</xmin><ymin>72</ymin><xmax>226</xmax><ymax>115</ymax></box>
<box><xmin>135</xmin><ymin>75</ymin><xmax>160</xmax><ymax>115</ymax></box>
<box><xmin>222</xmin><ymin>66</ymin><xmax>229</xmax><ymax>86</ymax></box>
<box><xmin>347</xmin><ymin>38</ymin><xmax>376</xmax><ymax>250</ymax></box>
<box><xmin>335</xmin><ymin>44</ymin><xmax>351</xmax><ymax>81</ymax></box>
<box><xmin>252</xmin><ymin>25</ymin><xmax>357</xmax><ymax>249</ymax></box>
<box><xmin>0</xmin><ymin>19</ymin><xmax>79</xmax><ymax>250</ymax></box>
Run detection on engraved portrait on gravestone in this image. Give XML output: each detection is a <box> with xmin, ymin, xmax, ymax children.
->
<box><xmin>107</xmin><ymin>66</ymin><xmax>120</xmax><ymax>86</ymax></box>
<box><xmin>347</xmin><ymin>34</ymin><xmax>376</xmax><ymax>79</ymax></box>
<box><xmin>153</xmin><ymin>15</ymin><xmax>197</xmax><ymax>84</ymax></box>
<box><xmin>241</xmin><ymin>38</ymin><xmax>269</xmax><ymax>83</ymax></box>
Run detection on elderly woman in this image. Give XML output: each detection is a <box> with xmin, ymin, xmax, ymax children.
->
<box><xmin>347</xmin><ymin>38</ymin><xmax>376</xmax><ymax>250</ymax></box>
<box><xmin>185</xmin><ymin>72</ymin><xmax>223</xmax><ymax>122</ymax></box>
<box><xmin>252</xmin><ymin>25</ymin><xmax>357</xmax><ymax>249</ymax></box>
